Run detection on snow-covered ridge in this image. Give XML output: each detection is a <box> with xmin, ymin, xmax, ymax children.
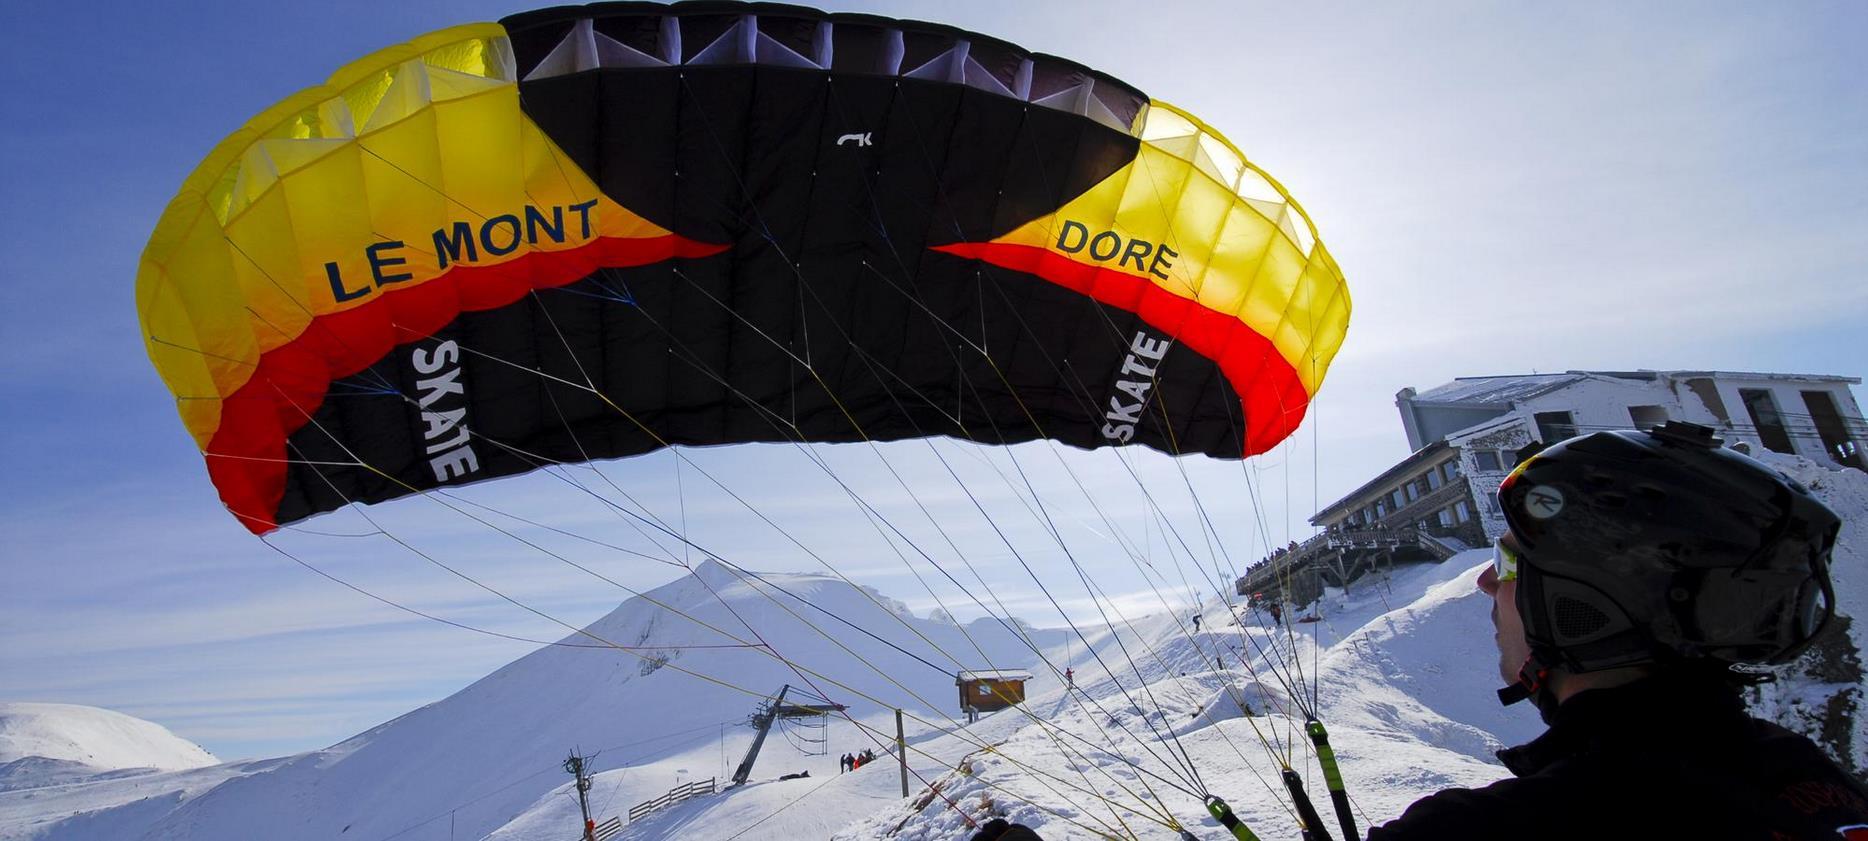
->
<box><xmin>0</xmin><ymin>703</ymin><xmax>215</xmax><ymax>774</ymax></box>
<box><xmin>0</xmin><ymin>703</ymin><xmax>217</xmax><ymax>797</ymax></box>
<box><xmin>0</xmin><ymin>561</ymin><xmax>1060</xmax><ymax>841</ymax></box>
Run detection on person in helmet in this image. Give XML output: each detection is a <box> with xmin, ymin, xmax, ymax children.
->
<box><xmin>1369</xmin><ymin>422</ymin><xmax>1868</xmax><ymax>840</ymax></box>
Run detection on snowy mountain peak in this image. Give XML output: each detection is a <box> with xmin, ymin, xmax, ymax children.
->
<box><xmin>689</xmin><ymin>557</ymin><xmax>742</xmax><ymax>591</ymax></box>
<box><xmin>0</xmin><ymin>703</ymin><xmax>215</xmax><ymax>773</ymax></box>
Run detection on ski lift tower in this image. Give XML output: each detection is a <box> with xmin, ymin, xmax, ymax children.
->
<box><xmin>729</xmin><ymin>684</ymin><xmax>847</xmax><ymax>787</ymax></box>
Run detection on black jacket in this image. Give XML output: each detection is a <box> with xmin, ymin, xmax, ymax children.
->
<box><xmin>1368</xmin><ymin>674</ymin><xmax>1868</xmax><ymax>840</ymax></box>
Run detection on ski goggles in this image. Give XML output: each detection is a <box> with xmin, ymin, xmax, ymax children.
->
<box><xmin>1492</xmin><ymin>539</ymin><xmax>1525</xmax><ymax>583</ymax></box>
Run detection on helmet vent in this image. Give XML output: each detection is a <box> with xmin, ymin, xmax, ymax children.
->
<box><xmin>1554</xmin><ymin>595</ymin><xmax>1611</xmax><ymax>640</ymax></box>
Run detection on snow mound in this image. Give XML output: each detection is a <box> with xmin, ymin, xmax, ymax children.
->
<box><xmin>0</xmin><ymin>704</ymin><xmax>214</xmax><ymax>778</ymax></box>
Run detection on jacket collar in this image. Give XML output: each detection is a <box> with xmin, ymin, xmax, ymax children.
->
<box><xmin>1496</xmin><ymin>672</ymin><xmax>1746</xmax><ymax>777</ymax></box>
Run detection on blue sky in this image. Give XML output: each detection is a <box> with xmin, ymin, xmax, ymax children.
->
<box><xmin>2</xmin><ymin>1</ymin><xmax>1864</xmax><ymax>760</ymax></box>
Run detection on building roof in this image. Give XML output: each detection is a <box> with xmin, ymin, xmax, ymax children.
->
<box><xmin>956</xmin><ymin>670</ymin><xmax>1032</xmax><ymax>683</ymax></box>
<box><xmin>1407</xmin><ymin>372</ymin><xmax>1609</xmax><ymax>407</ymax></box>
<box><xmin>1410</xmin><ymin>370</ymin><xmax>1861</xmax><ymax>409</ymax></box>
<box><xmin>1661</xmin><ymin>370</ymin><xmax>1861</xmax><ymax>385</ymax></box>
<box><xmin>1311</xmin><ymin>440</ymin><xmax>1453</xmax><ymax>524</ymax></box>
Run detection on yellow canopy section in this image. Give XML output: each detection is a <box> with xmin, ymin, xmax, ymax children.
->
<box><xmin>990</xmin><ymin>101</ymin><xmax>1351</xmax><ymax>397</ymax></box>
<box><xmin>136</xmin><ymin>23</ymin><xmax>667</xmax><ymax>451</ymax></box>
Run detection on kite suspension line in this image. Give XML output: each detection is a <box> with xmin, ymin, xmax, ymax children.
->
<box><xmin>176</xmin><ymin>50</ymin><xmax>1343</xmax><ymax>841</ymax></box>
<box><xmin>827</xmin><ymin>83</ymin><xmax>1225</xmax><ymax>792</ymax></box>
<box><xmin>986</xmin><ymin>126</ymin><xmax>1289</xmax><ymax>788</ymax></box>
<box><xmin>693</xmin><ymin>83</ymin><xmax>1282</xmax><ymax>835</ymax></box>
<box><xmin>477</xmin><ymin>435</ymin><xmax>1158</xmax><ymax>834</ymax></box>
<box><xmin>859</xmin><ymin>254</ymin><xmax>1315</xmax><ymax>822</ymax></box>
<box><xmin>993</xmin><ymin>94</ymin><xmax>1362</xmax><ymax>840</ymax></box>
<box><xmin>432</xmin><ymin>285</ymin><xmax>1188</xmax><ymax>833</ymax></box>
<box><xmin>478</xmin><ymin>316</ymin><xmax>1179</xmax><ymax>832</ymax></box>
<box><xmin>134</xmin><ymin>11</ymin><xmax>1367</xmax><ymax>840</ymax></box>
<box><xmin>345</xmin><ymin>131</ymin><xmax>1195</xmax><ymax>822</ymax></box>
<box><xmin>256</xmin><ymin>357</ymin><xmax>1175</xmax><ymax>834</ymax></box>
<box><xmin>287</xmin><ymin>422</ymin><xmax>1171</xmax><ymax>835</ymax></box>
<box><xmin>657</xmin><ymin>78</ymin><xmax>1255</xmax><ymax>822</ymax></box>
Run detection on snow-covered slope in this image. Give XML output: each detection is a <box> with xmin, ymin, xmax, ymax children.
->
<box><xmin>5</xmin><ymin>455</ymin><xmax>1861</xmax><ymax>841</ymax></box>
<box><xmin>0</xmin><ymin>704</ymin><xmax>215</xmax><ymax>793</ymax></box>
<box><xmin>822</xmin><ymin>552</ymin><xmax>1517</xmax><ymax>841</ymax></box>
<box><xmin>0</xmin><ymin>560</ymin><xmax>1062</xmax><ymax>841</ymax></box>
<box><xmin>474</xmin><ymin>552</ymin><xmax>1515</xmax><ymax>841</ymax></box>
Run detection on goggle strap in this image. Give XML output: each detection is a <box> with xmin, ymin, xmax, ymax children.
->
<box><xmin>1497</xmin><ymin>655</ymin><xmax>1547</xmax><ymax>708</ymax></box>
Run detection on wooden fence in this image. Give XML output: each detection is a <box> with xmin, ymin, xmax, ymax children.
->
<box><xmin>628</xmin><ymin>777</ymin><xmax>717</xmax><ymax>822</ymax></box>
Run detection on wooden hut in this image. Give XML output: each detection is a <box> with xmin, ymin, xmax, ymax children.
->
<box><xmin>956</xmin><ymin>670</ymin><xmax>1032</xmax><ymax>719</ymax></box>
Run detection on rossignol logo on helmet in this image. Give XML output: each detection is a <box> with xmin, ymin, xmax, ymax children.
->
<box><xmin>1523</xmin><ymin>485</ymin><xmax>1565</xmax><ymax>519</ymax></box>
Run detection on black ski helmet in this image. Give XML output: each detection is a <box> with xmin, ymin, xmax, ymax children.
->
<box><xmin>1497</xmin><ymin>421</ymin><xmax>1841</xmax><ymax>675</ymax></box>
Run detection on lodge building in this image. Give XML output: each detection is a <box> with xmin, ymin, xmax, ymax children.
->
<box><xmin>1238</xmin><ymin>370</ymin><xmax>1865</xmax><ymax>606</ymax></box>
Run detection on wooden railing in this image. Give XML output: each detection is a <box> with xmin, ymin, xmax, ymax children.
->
<box><xmin>628</xmin><ymin>777</ymin><xmax>717</xmax><ymax>822</ymax></box>
<box><xmin>593</xmin><ymin>816</ymin><xmax>623</xmax><ymax>840</ymax></box>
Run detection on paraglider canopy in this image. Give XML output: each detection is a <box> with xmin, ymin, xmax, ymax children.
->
<box><xmin>137</xmin><ymin>2</ymin><xmax>1349</xmax><ymax>535</ymax></box>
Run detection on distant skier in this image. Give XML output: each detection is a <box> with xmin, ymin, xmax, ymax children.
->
<box><xmin>839</xmin><ymin>753</ymin><xmax>851</xmax><ymax>773</ymax></box>
<box><xmin>1268</xmin><ymin>602</ymin><xmax>1283</xmax><ymax>625</ymax></box>
<box><xmin>1191</xmin><ymin>612</ymin><xmax>1202</xmax><ymax>630</ymax></box>
<box><xmin>1064</xmin><ymin>667</ymin><xmax>1074</xmax><ymax>689</ymax></box>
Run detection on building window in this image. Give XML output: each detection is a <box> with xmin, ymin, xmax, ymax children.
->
<box><xmin>1534</xmin><ymin>411</ymin><xmax>1576</xmax><ymax>443</ymax></box>
<box><xmin>1404</xmin><ymin>482</ymin><xmax>1419</xmax><ymax>502</ymax></box>
<box><xmin>1392</xmin><ymin>489</ymin><xmax>1406</xmax><ymax>508</ymax></box>
<box><xmin>1740</xmin><ymin>388</ymin><xmax>1795</xmax><ymax>454</ymax></box>
<box><xmin>1444</xmin><ymin>461</ymin><xmax>1461</xmax><ymax>480</ymax></box>
<box><xmin>1437</xmin><ymin>508</ymin><xmax>1455</xmax><ymax>527</ymax></box>
<box><xmin>1628</xmin><ymin>404</ymin><xmax>1669</xmax><ymax>430</ymax></box>
<box><xmin>1455</xmin><ymin>500</ymin><xmax>1472</xmax><ymax>522</ymax></box>
<box><xmin>1375</xmin><ymin>501</ymin><xmax>1386</xmax><ymax>517</ymax></box>
<box><xmin>1427</xmin><ymin>469</ymin><xmax>1443</xmax><ymax>490</ymax></box>
<box><xmin>1475</xmin><ymin>450</ymin><xmax>1501</xmax><ymax>471</ymax></box>
<box><xmin>1800</xmin><ymin>390</ymin><xmax>1864</xmax><ymax>469</ymax></box>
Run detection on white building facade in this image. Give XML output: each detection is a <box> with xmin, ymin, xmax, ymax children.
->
<box><xmin>1396</xmin><ymin>370</ymin><xmax>1865</xmax><ymax>542</ymax></box>
<box><xmin>1240</xmin><ymin>370</ymin><xmax>1863</xmax><ymax>600</ymax></box>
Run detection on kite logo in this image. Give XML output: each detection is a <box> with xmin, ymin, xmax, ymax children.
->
<box><xmin>323</xmin><ymin>201</ymin><xmax>601</xmax><ymax>305</ymax></box>
<box><xmin>1524</xmin><ymin>485</ymin><xmax>1565</xmax><ymax>520</ymax></box>
<box><xmin>411</xmin><ymin>340</ymin><xmax>482</xmax><ymax>484</ymax></box>
<box><xmin>1101</xmin><ymin>331</ymin><xmax>1172</xmax><ymax>444</ymax></box>
<box><xmin>836</xmin><ymin>132</ymin><xmax>873</xmax><ymax>147</ymax></box>
<box><xmin>1053</xmin><ymin>221</ymin><xmax>1178</xmax><ymax>280</ymax></box>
